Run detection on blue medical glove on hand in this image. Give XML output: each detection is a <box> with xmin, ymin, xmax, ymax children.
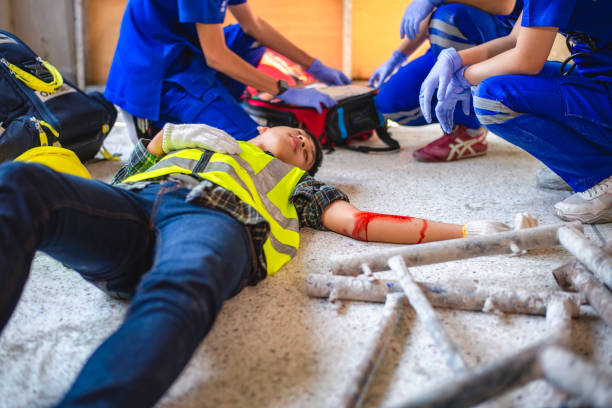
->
<box><xmin>306</xmin><ymin>59</ymin><xmax>351</xmax><ymax>85</ymax></box>
<box><xmin>435</xmin><ymin>73</ymin><xmax>471</xmax><ymax>133</ymax></box>
<box><xmin>278</xmin><ymin>87</ymin><xmax>337</xmax><ymax>113</ymax></box>
<box><xmin>419</xmin><ymin>47</ymin><xmax>464</xmax><ymax>124</ymax></box>
<box><xmin>368</xmin><ymin>50</ymin><xmax>407</xmax><ymax>88</ymax></box>
<box><xmin>400</xmin><ymin>0</ymin><xmax>444</xmax><ymax>40</ymax></box>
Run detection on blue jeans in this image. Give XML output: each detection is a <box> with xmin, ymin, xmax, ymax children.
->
<box><xmin>156</xmin><ymin>24</ymin><xmax>266</xmax><ymax>141</ymax></box>
<box><xmin>377</xmin><ymin>4</ymin><xmax>516</xmax><ymax>129</ymax></box>
<box><xmin>473</xmin><ymin>62</ymin><xmax>612</xmax><ymax>192</ymax></box>
<box><xmin>0</xmin><ymin>162</ymin><xmax>252</xmax><ymax>407</ymax></box>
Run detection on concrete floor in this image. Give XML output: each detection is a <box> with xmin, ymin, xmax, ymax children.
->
<box><xmin>1</xmin><ymin>115</ymin><xmax>611</xmax><ymax>408</ymax></box>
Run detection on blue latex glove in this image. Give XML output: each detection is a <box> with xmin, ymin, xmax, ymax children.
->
<box><xmin>306</xmin><ymin>59</ymin><xmax>351</xmax><ymax>85</ymax></box>
<box><xmin>368</xmin><ymin>50</ymin><xmax>407</xmax><ymax>88</ymax></box>
<box><xmin>419</xmin><ymin>47</ymin><xmax>464</xmax><ymax>124</ymax></box>
<box><xmin>278</xmin><ymin>87</ymin><xmax>337</xmax><ymax>113</ymax></box>
<box><xmin>434</xmin><ymin>66</ymin><xmax>471</xmax><ymax>133</ymax></box>
<box><xmin>400</xmin><ymin>0</ymin><xmax>443</xmax><ymax>40</ymax></box>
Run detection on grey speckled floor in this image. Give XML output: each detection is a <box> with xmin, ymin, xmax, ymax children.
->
<box><xmin>1</xmin><ymin>113</ymin><xmax>611</xmax><ymax>408</ymax></box>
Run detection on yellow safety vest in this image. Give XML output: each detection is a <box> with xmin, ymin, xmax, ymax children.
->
<box><xmin>123</xmin><ymin>142</ymin><xmax>305</xmax><ymax>274</ymax></box>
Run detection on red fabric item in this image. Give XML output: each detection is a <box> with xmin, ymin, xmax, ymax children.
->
<box><xmin>245</xmin><ymin>49</ymin><xmax>315</xmax><ymax>97</ymax></box>
<box><xmin>245</xmin><ymin>98</ymin><xmax>327</xmax><ymax>138</ymax></box>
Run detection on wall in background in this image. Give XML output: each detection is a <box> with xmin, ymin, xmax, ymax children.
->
<box><xmin>7</xmin><ymin>1</ymin><xmax>568</xmax><ymax>86</ymax></box>
<box><xmin>353</xmin><ymin>0</ymin><xmax>420</xmax><ymax>79</ymax></box>
<box><xmin>224</xmin><ymin>0</ymin><xmax>343</xmax><ymax>72</ymax></box>
<box><xmin>0</xmin><ymin>0</ymin><xmax>77</xmax><ymax>82</ymax></box>
<box><xmin>88</xmin><ymin>0</ymin><xmax>126</xmax><ymax>86</ymax></box>
<box><xmin>88</xmin><ymin>0</ymin><xmax>343</xmax><ymax>85</ymax></box>
<box><xmin>0</xmin><ymin>0</ymin><xmax>12</xmax><ymax>31</ymax></box>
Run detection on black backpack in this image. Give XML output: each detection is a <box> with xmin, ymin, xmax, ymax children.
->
<box><xmin>0</xmin><ymin>30</ymin><xmax>117</xmax><ymax>163</ymax></box>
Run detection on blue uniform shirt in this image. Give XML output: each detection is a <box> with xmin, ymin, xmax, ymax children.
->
<box><xmin>496</xmin><ymin>0</ymin><xmax>523</xmax><ymax>27</ymax></box>
<box><xmin>522</xmin><ymin>0</ymin><xmax>612</xmax><ymax>82</ymax></box>
<box><xmin>105</xmin><ymin>0</ymin><xmax>247</xmax><ymax>120</ymax></box>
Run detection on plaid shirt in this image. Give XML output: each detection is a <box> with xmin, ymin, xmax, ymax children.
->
<box><xmin>111</xmin><ymin>140</ymin><xmax>349</xmax><ymax>284</ymax></box>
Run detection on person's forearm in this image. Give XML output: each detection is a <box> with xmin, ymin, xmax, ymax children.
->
<box><xmin>457</xmin><ymin>34</ymin><xmax>517</xmax><ymax>69</ymax></box>
<box><xmin>230</xmin><ymin>3</ymin><xmax>314</xmax><ymax>68</ymax></box>
<box><xmin>321</xmin><ymin>200</ymin><xmax>463</xmax><ymax>244</ymax></box>
<box><xmin>455</xmin><ymin>12</ymin><xmax>521</xmax><ymax>71</ymax></box>
<box><xmin>461</xmin><ymin>22</ymin><xmax>558</xmax><ymax>85</ymax></box>
<box><xmin>196</xmin><ymin>23</ymin><xmax>280</xmax><ymax>95</ymax></box>
<box><xmin>397</xmin><ymin>16</ymin><xmax>430</xmax><ymax>56</ymax></box>
<box><xmin>210</xmin><ymin>46</ymin><xmax>280</xmax><ymax>93</ymax></box>
<box><xmin>147</xmin><ymin>129</ymin><xmax>164</xmax><ymax>156</ymax></box>
<box><xmin>463</xmin><ymin>48</ymin><xmax>537</xmax><ymax>85</ymax></box>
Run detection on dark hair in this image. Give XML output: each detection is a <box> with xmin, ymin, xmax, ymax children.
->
<box><xmin>302</xmin><ymin>128</ymin><xmax>323</xmax><ymax>176</ymax></box>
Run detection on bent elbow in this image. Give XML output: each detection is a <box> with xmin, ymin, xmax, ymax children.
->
<box><xmin>521</xmin><ymin>58</ymin><xmax>546</xmax><ymax>75</ymax></box>
<box><xmin>240</xmin><ymin>23</ymin><xmax>254</xmax><ymax>37</ymax></box>
<box><xmin>202</xmin><ymin>49</ymin><xmax>226</xmax><ymax>72</ymax></box>
<box><xmin>511</xmin><ymin>48</ymin><xmax>547</xmax><ymax>76</ymax></box>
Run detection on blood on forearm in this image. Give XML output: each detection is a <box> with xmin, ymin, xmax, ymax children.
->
<box><xmin>350</xmin><ymin>211</ymin><xmax>429</xmax><ymax>244</ymax></box>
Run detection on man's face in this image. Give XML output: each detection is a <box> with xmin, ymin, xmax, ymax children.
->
<box><xmin>258</xmin><ymin>126</ymin><xmax>316</xmax><ymax>171</ymax></box>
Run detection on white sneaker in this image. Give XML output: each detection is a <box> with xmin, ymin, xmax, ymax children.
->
<box><xmin>554</xmin><ymin>175</ymin><xmax>612</xmax><ymax>224</ymax></box>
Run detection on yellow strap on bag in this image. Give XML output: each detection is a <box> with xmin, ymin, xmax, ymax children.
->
<box><xmin>1</xmin><ymin>57</ymin><xmax>63</xmax><ymax>93</ymax></box>
<box><xmin>33</xmin><ymin>119</ymin><xmax>60</xmax><ymax>147</ymax></box>
<box><xmin>14</xmin><ymin>146</ymin><xmax>91</xmax><ymax>179</ymax></box>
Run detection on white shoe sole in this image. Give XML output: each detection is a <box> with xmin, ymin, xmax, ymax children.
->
<box><xmin>554</xmin><ymin>208</ymin><xmax>612</xmax><ymax>224</ymax></box>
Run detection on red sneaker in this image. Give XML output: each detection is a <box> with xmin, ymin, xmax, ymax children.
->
<box><xmin>413</xmin><ymin>125</ymin><xmax>488</xmax><ymax>162</ymax></box>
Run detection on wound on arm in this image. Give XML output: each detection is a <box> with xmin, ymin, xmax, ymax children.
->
<box><xmin>351</xmin><ymin>212</ymin><xmax>428</xmax><ymax>243</ymax></box>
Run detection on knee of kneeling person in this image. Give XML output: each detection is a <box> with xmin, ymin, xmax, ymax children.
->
<box><xmin>473</xmin><ymin>77</ymin><xmax>523</xmax><ymax>127</ymax></box>
<box><xmin>473</xmin><ymin>77</ymin><xmax>503</xmax><ymax>102</ymax></box>
<box><xmin>430</xmin><ymin>4</ymin><xmax>474</xmax><ymax>34</ymax></box>
<box><xmin>375</xmin><ymin>87</ymin><xmax>396</xmax><ymax>115</ymax></box>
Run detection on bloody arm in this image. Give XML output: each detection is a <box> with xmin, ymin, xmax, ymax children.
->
<box><xmin>321</xmin><ymin>200</ymin><xmax>463</xmax><ymax>244</ymax></box>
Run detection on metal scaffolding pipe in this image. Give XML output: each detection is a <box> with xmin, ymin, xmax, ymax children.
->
<box><xmin>306</xmin><ymin>274</ymin><xmax>582</xmax><ymax>317</ymax></box>
<box><xmin>553</xmin><ymin>258</ymin><xmax>612</xmax><ymax>327</ymax></box>
<box><xmin>389</xmin><ymin>256</ymin><xmax>467</xmax><ymax>373</ymax></box>
<box><xmin>390</xmin><ymin>296</ymin><xmax>574</xmax><ymax>408</ymax></box>
<box><xmin>540</xmin><ymin>346</ymin><xmax>612</xmax><ymax>408</ymax></box>
<box><xmin>557</xmin><ymin>227</ymin><xmax>612</xmax><ymax>290</ymax></box>
<box><xmin>331</xmin><ymin>222</ymin><xmax>582</xmax><ymax>275</ymax></box>
<box><xmin>341</xmin><ymin>293</ymin><xmax>404</xmax><ymax>408</ymax></box>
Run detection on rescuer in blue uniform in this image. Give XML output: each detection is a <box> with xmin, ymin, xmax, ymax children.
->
<box><xmin>105</xmin><ymin>0</ymin><xmax>350</xmax><ymax>141</ymax></box>
<box><xmin>370</xmin><ymin>0</ymin><xmax>522</xmax><ymax>162</ymax></box>
<box><xmin>419</xmin><ymin>0</ymin><xmax>612</xmax><ymax>223</ymax></box>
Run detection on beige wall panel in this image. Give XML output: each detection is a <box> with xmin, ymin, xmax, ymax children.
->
<box><xmin>10</xmin><ymin>0</ymin><xmax>76</xmax><ymax>81</ymax></box>
<box><xmin>549</xmin><ymin>33</ymin><xmax>570</xmax><ymax>62</ymax></box>
<box><xmin>352</xmin><ymin>0</ymin><xmax>408</xmax><ymax>80</ymax></box>
<box><xmin>89</xmin><ymin>0</ymin><xmax>342</xmax><ymax>85</ymax></box>
<box><xmin>0</xmin><ymin>0</ymin><xmax>12</xmax><ymax>31</ymax></box>
<box><xmin>225</xmin><ymin>0</ymin><xmax>343</xmax><ymax>70</ymax></box>
<box><xmin>89</xmin><ymin>0</ymin><xmax>126</xmax><ymax>85</ymax></box>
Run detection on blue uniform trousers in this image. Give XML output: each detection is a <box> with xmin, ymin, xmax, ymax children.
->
<box><xmin>473</xmin><ymin>62</ymin><xmax>612</xmax><ymax>192</ymax></box>
<box><xmin>377</xmin><ymin>4</ymin><xmax>515</xmax><ymax>129</ymax></box>
<box><xmin>0</xmin><ymin>162</ymin><xmax>252</xmax><ymax>407</ymax></box>
<box><xmin>156</xmin><ymin>25</ymin><xmax>266</xmax><ymax>141</ymax></box>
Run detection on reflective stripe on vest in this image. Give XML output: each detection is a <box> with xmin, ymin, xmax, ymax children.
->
<box><xmin>122</xmin><ymin>142</ymin><xmax>305</xmax><ymax>274</ymax></box>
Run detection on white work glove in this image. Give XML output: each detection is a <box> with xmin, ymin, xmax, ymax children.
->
<box><xmin>513</xmin><ymin>212</ymin><xmax>538</xmax><ymax>230</ymax></box>
<box><xmin>463</xmin><ymin>213</ymin><xmax>539</xmax><ymax>237</ymax></box>
<box><xmin>463</xmin><ymin>220</ymin><xmax>510</xmax><ymax>238</ymax></box>
<box><xmin>161</xmin><ymin>123</ymin><xmax>242</xmax><ymax>155</ymax></box>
